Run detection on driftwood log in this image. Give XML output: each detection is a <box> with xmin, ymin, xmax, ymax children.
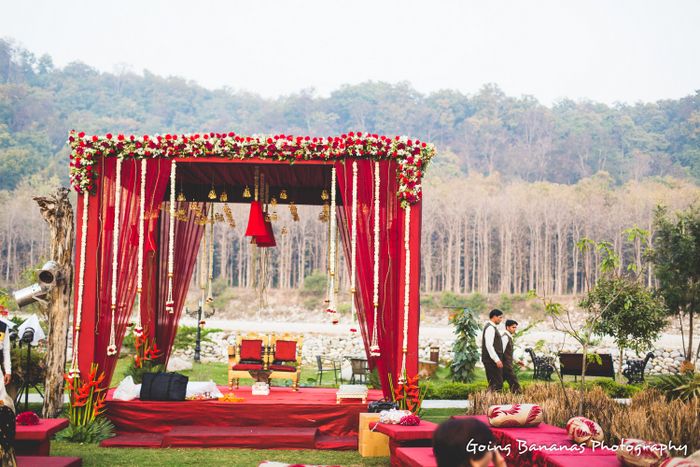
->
<box><xmin>33</xmin><ymin>188</ymin><xmax>74</xmax><ymax>418</ymax></box>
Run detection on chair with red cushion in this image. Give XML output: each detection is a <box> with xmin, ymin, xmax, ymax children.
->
<box><xmin>268</xmin><ymin>333</ymin><xmax>303</xmax><ymax>391</ymax></box>
<box><xmin>228</xmin><ymin>333</ymin><xmax>268</xmax><ymax>389</ymax></box>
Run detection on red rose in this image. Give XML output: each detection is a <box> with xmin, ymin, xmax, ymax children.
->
<box><xmin>91</xmin><ymin>135</ymin><xmax>98</xmax><ymax>142</ymax></box>
<box><xmin>78</xmin><ymin>132</ymin><xmax>85</xmax><ymax>138</ymax></box>
<box><xmin>118</xmin><ymin>134</ymin><xmax>125</xmax><ymax>141</ymax></box>
<box><xmin>106</xmin><ymin>133</ymin><xmax>113</xmax><ymax>140</ymax></box>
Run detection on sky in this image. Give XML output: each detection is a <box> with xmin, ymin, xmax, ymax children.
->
<box><xmin>1</xmin><ymin>0</ymin><xmax>699</xmax><ymax>105</ymax></box>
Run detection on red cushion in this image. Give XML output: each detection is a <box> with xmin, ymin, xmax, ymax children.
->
<box><xmin>232</xmin><ymin>363</ymin><xmax>264</xmax><ymax>371</ymax></box>
<box><xmin>269</xmin><ymin>364</ymin><xmax>296</xmax><ymax>372</ymax></box>
<box><xmin>274</xmin><ymin>340</ymin><xmax>297</xmax><ymax>361</ymax></box>
<box><xmin>240</xmin><ymin>339</ymin><xmax>263</xmax><ymax>361</ymax></box>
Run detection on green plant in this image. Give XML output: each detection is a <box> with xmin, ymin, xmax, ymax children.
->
<box><xmin>652</xmin><ymin>372</ymin><xmax>700</xmax><ymax>401</ymax></box>
<box><xmin>56</xmin><ymin>416</ymin><xmax>115</xmax><ymax>444</ymax></box>
<box><xmin>60</xmin><ymin>363</ymin><xmax>114</xmax><ymax>444</ymax></box>
<box><xmin>498</xmin><ymin>294</ymin><xmax>513</xmax><ymax>313</ymax></box>
<box><xmin>449</xmin><ymin>308</ymin><xmax>480</xmax><ymax>383</ymax></box>
<box><xmin>172</xmin><ymin>325</ymin><xmax>222</xmax><ymax>350</ymax></box>
<box><xmin>8</xmin><ymin>346</ymin><xmax>46</xmax><ymax>398</ymax></box>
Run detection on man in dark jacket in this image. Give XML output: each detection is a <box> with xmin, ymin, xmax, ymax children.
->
<box><xmin>481</xmin><ymin>309</ymin><xmax>504</xmax><ymax>392</ymax></box>
<box><xmin>501</xmin><ymin>319</ymin><xmax>521</xmax><ymax>393</ymax></box>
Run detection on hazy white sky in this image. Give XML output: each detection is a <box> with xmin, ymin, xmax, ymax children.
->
<box><xmin>2</xmin><ymin>0</ymin><xmax>699</xmax><ymax>104</ymax></box>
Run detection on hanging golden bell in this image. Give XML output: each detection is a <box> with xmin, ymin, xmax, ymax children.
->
<box><xmin>280</xmin><ymin>189</ymin><xmax>288</xmax><ymax>200</ymax></box>
<box><xmin>321</xmin><ymin>189</ymin><xmax>329</xmax><ymax>201</ymax></box>
<box><xmin>270</xmin><ymin>197</ymin><xmax>277</xmax><ymax>206</ymax></box>
<box><xmin>208</xmin><ymin>187</ymin><xmax>217</xmax><ymax>200</ymax></box>
<box><xmin>271</xmin><ymin>211</ymin><xmax>278</xmax><ymax>222</ymax></box>
<box><xmin>219</xmin><ymin>191</ymin><xmax>228</xmax><ymax>202</ymax></box>
<box><xmin>177</xmin><ymin>191</ymin><xmax>186</xmax><ymax>202</ymax></box>
<box><xmin>243</xmin><ymin>185</ymin><xmax>251</xmax><ymax>198</ymax></box>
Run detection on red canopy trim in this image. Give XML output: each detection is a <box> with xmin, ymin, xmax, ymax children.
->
<box><xmin>67</xmin><ymin>130</ymin><xmax>436</xmax><ymax>206</ymax></box>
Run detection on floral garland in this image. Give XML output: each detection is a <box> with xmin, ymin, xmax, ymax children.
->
<box><xmin>350</xmin><ymin>161</ymin><xmax>358</xmax><ymax>328</ymax></box>
<box><xmin>369</xmin><ymin>161</ymin><xmax>381</xmax><ymax>357</ymax></box>
<box><xmin>107</xmin><ymin>158</ymin><xmax>122</xmax><ymax>357</ymax></box>
<box><xmin>134</xmin><ymin>159</ymin><xmax>147</xmax><ymax>336</ymax></box>
<box><xmin>399</xmin><ymin>205</ymin><xmax>411</xmax><ymax>384</ymax></box>
<box><xmin>68</xmin><ymin>131</ymin><xmax>435</xmax><ymax>207</ymax></box>
<box><xmin>165</xmin><ymin>160</ymin><xmax>176</xmax><ymax>314</ymax></box>
<box><xmin>326</xmin><ymin>167</ymin><xmax>337</xmax><ymax>316</ymax></box>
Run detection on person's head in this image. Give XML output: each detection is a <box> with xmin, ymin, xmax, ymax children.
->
<box><xmin>505</xmin><ymin>319</ymin><xmax>518</xmax><ymax>334</ymax></box>
<box><xmin>488</xmin><ymin>309</ymin><xmax>504</xmax><ymax>324</ymax></box>
<box><xmin>433</xmin><ymin>418</ymin><xmax>498</xmax><ymax>467</ymax></box>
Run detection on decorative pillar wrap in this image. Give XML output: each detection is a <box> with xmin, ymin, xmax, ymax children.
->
<box><xmin>69</xmin><ymin>192</ymin><xmax>89</xmax><ymax>376</ymax></box>
<box><xmin>165</xmin><ymin>159</ymin><xmax>177</xmax><ymax>313</ymax></box>
<box><xmin>107</xmin><ymin>157</ymin><xmax>123</xmax><ymax>357</ymax></box>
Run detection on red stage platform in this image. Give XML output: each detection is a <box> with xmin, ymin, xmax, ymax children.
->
<box><xmin>102</xmin><ymin>386</ymin><xmax>382</xmax><ymax>450</ymax></box>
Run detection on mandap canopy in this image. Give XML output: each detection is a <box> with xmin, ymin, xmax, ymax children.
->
<box><xmin>67</xmin><ymin>130</ymin><xmax>436</xmax><ymax>395</ymax></box>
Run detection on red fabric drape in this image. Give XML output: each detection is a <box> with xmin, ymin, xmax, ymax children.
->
<box><xmin>155</xmin><ymin>202</ymin><xmax>208</xmax><ymax>365</ymax></box>
<box><xmin>95</xmin><ymin>158</ymin><xmax>172</xmax><ymax>384</ymax></box>
<box><xmin>335</xmin><ymin>160</ymin><xmax>401</xmax><ymax>396</ymax></box>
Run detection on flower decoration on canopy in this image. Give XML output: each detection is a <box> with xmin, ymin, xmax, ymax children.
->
<box><xmin>67</xmin><ymin>131</ymin><xmax>436</xmax><ymax>207</ymax></box>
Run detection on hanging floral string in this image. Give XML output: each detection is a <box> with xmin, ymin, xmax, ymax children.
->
<box><xmin>200</xmin><ymin>215</ymin><xmax>208</xmax><ymax>307</ymax></box>
<box><xmin>133</xmin><ymin>159</ymin><xmax>147</xmax><ymax>337</ymax></box>
<box><xmin>350</xmin><ymin>161</ymin><xmax>358</xmax><ymax>329</ymax></box>
<box><xmin>370</xmin><ymin>161</ymin><xmax>381</xmax><ymax>357</ymax></box>
<box><xmin>107</xmin><ymin>158</ymin><xmax>123</xmax><ymax>357</ymax></box>
<box><xmin>327</xmin><ymin>167</ymin><xmax>338</xmax><ymax>318</ymax></box>
<box><xmin>206</xmin><ymin>203</ymin><xmax>214</xmax><ymax>304</ymax></box>
<box><xmin>69</xmin><ymin>192</ymin><xmax>89</xmax><ymax>376</ymax></box>
<box><xmin>399</xmin><ymin>205</ymin><xmax>412</xmax><ymax>384</ymax></box>
<box><xmin>165</xmin><ymin>160</ymin><xmax>177</xmax><ymax>313</ymax></box>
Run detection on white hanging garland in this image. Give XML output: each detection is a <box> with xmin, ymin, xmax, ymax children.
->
<box><xmin>206</xmin><ymin>204</ymin><xmax>214</xmax><ymax>304</ymax></box>
<box><xmin>133</xmin><ymin>159</ymin><xmax>147</xmax><ymax>337</ymax></box>
<box><xmin>370</xmin><ymin>161</ymin><xmax>381</xmax><ymax>357</ymax></box>
<box><xmin>69</xmin><ymin>192</ymin><xmax>89</xmax><ymax>376</ymax></box>
<box><xmin>107</xmin><ymin>158</ymin><xmax>123</xmax><ymax>357</ymax></box>
<box><xmin>399</xmin><ymin>205</ymin><xmax>411</xmax><ymax>383</ymax></box>
<box><xmin>350</xmin><ymin>161</ymin><xmax>358</xmax><ymax>330</ymax></box>
<box><xmin>327</xmin><ymin>166</ymin><xmax>337</xmax><ymax>317</ymax></box>
<box><xmin>165</xmin><ymin>160</ymin><xmax>177</xmax><ymax>313</ymax></box>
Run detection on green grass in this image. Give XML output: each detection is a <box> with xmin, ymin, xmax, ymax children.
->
<box><xmin>51</xmin><ymin>442</ymin><xmax>391</xmax><ymax>466</ymax></box>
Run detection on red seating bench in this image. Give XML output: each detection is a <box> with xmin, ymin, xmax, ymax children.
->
<box><xmin>15</xmin><ymin>418</ymin><xmax>69</xmax><ymax>456</ymax></box>
<box><xmin>369</xmin><ymin>421</ymin><xmax>438</xmax><ymax>467</ymax></box>
<box><xmin>17</xmin><ymin>456</ymin><xmax>82</xmax><ymax>467</ymax></box>
<box><xmin>395</xmin><ymin>447</ymin><xmax>437</xmax><ymax>467</ymax></box>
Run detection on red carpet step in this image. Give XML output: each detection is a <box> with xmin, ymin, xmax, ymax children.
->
<box><xmin>162</xmin><ymin>426</ymin><xmax>318</xmax><ymax>449</ymax></box>
<box><xmin>100</xmin><ymin>432</ymin><xmax>165</xmax><ymax>448</ymax></box>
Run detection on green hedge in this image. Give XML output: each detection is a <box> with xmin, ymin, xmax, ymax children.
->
<box><xmin>423</xmin><ymin>381</ymin><xmax>489</xmax><ymax>399</ymax></box>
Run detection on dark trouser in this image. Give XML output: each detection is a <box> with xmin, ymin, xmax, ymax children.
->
<box><xmin>502</xmin><ymin>361</ymin><xmax>521</xmax><ymax>393</ymax></box>
<box><xmin>483</xmin><ymin>359</ymin><xmax>503</xmax><ymax>392</ymax></box>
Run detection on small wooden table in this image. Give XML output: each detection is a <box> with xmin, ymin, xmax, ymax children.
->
<box><xmin>369</xmin><ymin>421</ymin><xmax>438</xmax><ymax>467</ymax></box>
<box><xmin>15</xmin><ymin>418</ymin><xmax>69</xmax><ymax>456</ymax></box>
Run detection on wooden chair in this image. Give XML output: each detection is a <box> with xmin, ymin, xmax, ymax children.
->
<box><xmin>268</xmin><ymin>333</ymin><xmax>303</xmax><ymax>391</ymax></box>
<box><xmin>228</xmin><ymin>333</ymin><xmax>268</xmax><ymax>389</ymax></box>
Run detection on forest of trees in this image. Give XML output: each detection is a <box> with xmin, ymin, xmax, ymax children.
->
<box><xmin>1</xmin><ymin>38</ymin><xmax>699</xmax><ymax>296</ymax></box>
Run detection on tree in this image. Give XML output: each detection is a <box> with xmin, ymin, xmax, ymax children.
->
<box><xmin>648</xmin><ymin>206</ymin><xmax>700</xmax><ymax>367</ymax></box>
<box><xmin>585</xmin><ymin>275</ymin><xmax>667</xmax><ymax>377</ymax></box>
<box><xmin>34</xmin><ymin>188</ymin><xmax>74</xmax><ymax>418</ymax></box>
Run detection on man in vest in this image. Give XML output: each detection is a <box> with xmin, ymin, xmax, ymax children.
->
<box><xmin>0</xmin><ymin>310</ymin><xmax>11</xmax><ymax>388</ymax></box>
<box><xmin>481</xmin><ymin>309</ymin><xmax>504</xmax><ymax>391</ymax></box>
<box><xmin>502</xmin><ymin>319</ymin><xmax>521</xmax><ymax>393</ymax></box>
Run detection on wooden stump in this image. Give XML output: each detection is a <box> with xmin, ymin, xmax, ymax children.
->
<box><xmin>34</xmin><ymin>188</ymin><xmax>74</xmax><ymax>418</ymax></box>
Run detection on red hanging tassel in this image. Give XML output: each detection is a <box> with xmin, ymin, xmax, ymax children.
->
<box><xmin>256</xmin><ymin>219</ymin><xmax>276</xmax><ymax>247</ymax></box>
<box><xmin>244</xmin><ymin>201</ymin><xmax>267</xmax><ymax>238</ymax></box>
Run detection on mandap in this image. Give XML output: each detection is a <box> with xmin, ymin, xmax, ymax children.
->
<box><xmin>67</xmin><ymin>130</ymin><xmax>436</xmax><ymax>396</ymax></box>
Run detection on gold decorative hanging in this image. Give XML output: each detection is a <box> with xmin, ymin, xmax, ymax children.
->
<box><xmin>243</xmin><ymin>185</ymin><xmax>251</xmax><ymax>198</ymax></box>
<box><xmin>177</xmin><ymin>191</ymin><xmax>186</xmax><ymax>202</ymax></box>
<box><xmin>206</xmin><ymin>204</ymin><xmax>214</xmax><ymax>304</ymax></box>
<box><xmin>208</xmin><ymin>186</ymin><xmax>217</xmax><ymax>200</ymax></box>
<box><xmin>280</xmin><ymin>189</ymin><xmax>288</xmax><ymax>200</ymax></box>
<box><xmin>281</xmin><ymin>226</ymin><xmax>288</xmax><ymax>235</ymax></box>
<box><xmin>223</xmin><ymin>203</ymin><xmax>235</xmax><ymax>228</ymax></box>
<box><xmin>319</xmin><ymin>203</ymin><xmax>330</xmax><ymax>223</ymax></box>
<box><xmin>219</xmin><ymin>190</ymin><xmax>228</xmax><ymax>202</ymax></box>
<box><xmin>289</xmin><ymin>202</ymin><xmax>299</xmax><ymax>222</ymax></box>
<box><xmin>321</xmin><ymin>189</ymin><xmax>329</xmax><ymax>201</ymax></box>
<box><xmin>270</xmin><ymin>197</ymin><xmax>278</xmax><ymax>221</ymax></box>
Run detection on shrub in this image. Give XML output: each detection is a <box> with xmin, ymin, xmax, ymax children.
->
<box><xmin>420</xmin><ymin>294</ymin><xmax>437</xmax><ymax>309</ymax></box>
<box><xmin>301</xmin><ymin>272</ymin><xmax>327</xmax><ymax>296</ymax></box>
<box><xmin>652</xmin><ymin>372</ymin><xmax>700</xmax><ymax>401</ymax></box>
<box><xmin>590</xmin><ymin>379</ymin><xmax>643</xmax><ymax>399</ymax></box>
<box><xmin>449</xmin><ymin>308</ymin><xmax>480</xmax><ymax>382</ymax></box>
<box><xmin>56</xmin><ymin>417</ymin><xmax>115</xmax><ymax>444</ymax></box>
<box><xmin>173</xmin><ymin>325</ymin><xmax>223</xmax><ymax>350</ymax></box>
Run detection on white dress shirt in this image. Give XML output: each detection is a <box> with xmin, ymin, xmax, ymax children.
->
<box><xmin>483</xmin><ymin>322</ymin><xmax>501</xmax><ymax>363</ymax></box>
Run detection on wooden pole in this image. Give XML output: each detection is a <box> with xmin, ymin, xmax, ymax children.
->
<box><xmin>33</xmin><ymin>187</ymin><xmax>75</xmax><ymax>418</ymax></box>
